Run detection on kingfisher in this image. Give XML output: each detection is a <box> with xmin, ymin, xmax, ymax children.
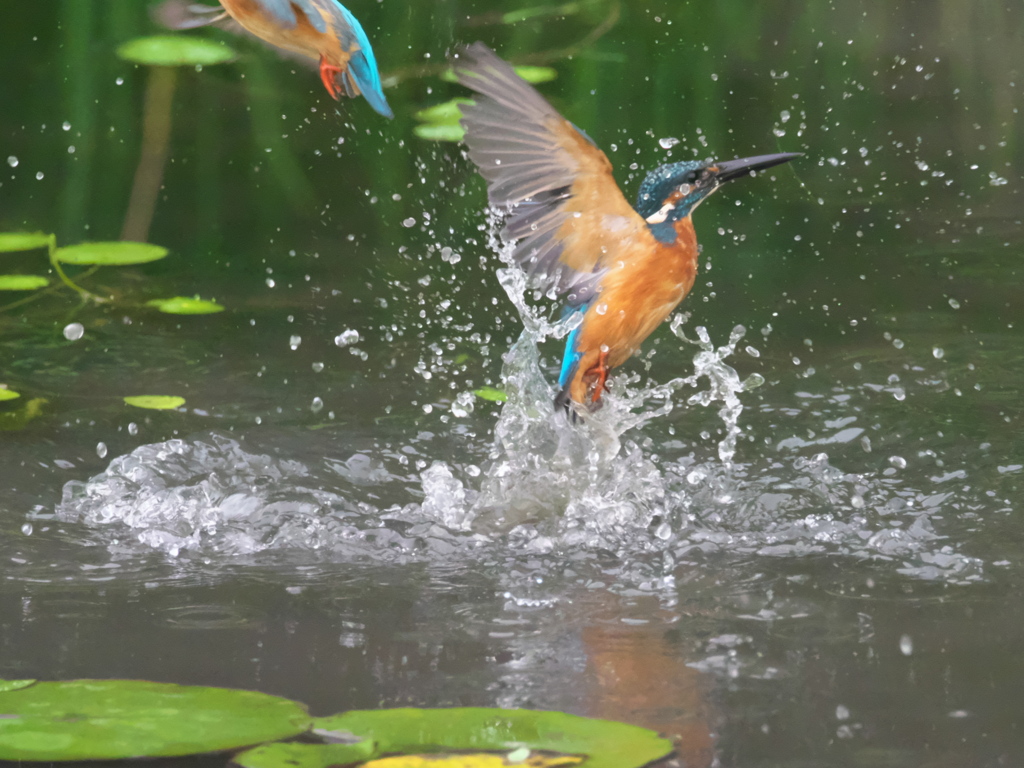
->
<box><xmin>212</xmin><ymin>0</ymin><xmax>393</xmax><ymax>117</ymax></box>
<box><xmin>454</xmin><ymin>43</ymin><xmax>798</xmax><ymax>414</ymax></box>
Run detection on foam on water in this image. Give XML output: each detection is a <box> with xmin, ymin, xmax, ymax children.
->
<box><xmin>54</xmin><ymin>215</ymin><xmax>987</xmax><ymax>585</ymax></box>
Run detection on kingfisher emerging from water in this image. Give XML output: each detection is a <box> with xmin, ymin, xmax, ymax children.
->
<box><xmin>454</xmin><ymin>43</ymin><xmax>798</xmax><ymax>415</ymax></box>
<box><xmin>213</xmin><ymin>0</ymin><xmax>392</xmax><ymax>117</ymax></box>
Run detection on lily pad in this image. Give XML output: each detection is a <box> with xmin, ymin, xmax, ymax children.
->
<box><xmin>0</xmin><ymin>388</ymin><xmax>21</xmax><ymax>402</ymax></box>
<box><xmin>474</xmin><ymin>387</ymin><xmax>508</xmax><ymax>403</ymax></box>
<box><xmin>0</xmin><ymin>275</ymin><xmax>49</xmax><ymax>291</ymax></box>
<box><xmin>124</xmin><ymin>395</ymin><xmax>186</xmax><ymax>410</ymax></box>
<box><xmin>365</xmin><ymin>753</ymin><xmax>583</xmax><ymax>767</ymax></box>
<box><xmin>0</xmin><ymin>681</ymin><xmax>35</xmax><ymax>693</ymax></box>
<box><xmin>0</xmin><ymin>233</ymin><xmax>52</xmax><ymax>253</ymax></box>
<box><xmin>117</xmin><ymin>35</ymin><xmax>237</xmax><ymax>67</ymax></box>
<box><xmin>414</xmin><ymin>123</ymin><xmax>466</xmax><ymax>142</ymax></box>
<box><xmin>0</xmin><ymin>679</ymin><xmax>311</xmax><ymax>761</ymax></box>
<box><xmin>54</xmin><ymin>241</ymin><xmax>169</xmax><ymax>266</ymax></box>
<box><xmin>145</xmin><ymin>296</ymin><xmax>225</xmax><ymax>314</ymax></box>
<box><xmin>307</xmin><ymin>709</ymin><xmax>673</xmax><ymax>768</ymax></box>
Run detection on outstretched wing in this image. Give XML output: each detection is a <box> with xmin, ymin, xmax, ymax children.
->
<box><xmin>454</xmin><ymin>42</ymin><xmax>646</xmax><ymax>307</ymax></box>
<box><xmin>257</xmin><ymin>0</ymin><xmax>328</xmax><ymax>33</ymax></box>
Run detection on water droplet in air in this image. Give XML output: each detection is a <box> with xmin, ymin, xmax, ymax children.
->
<box><xmin>948</xmin><ymin>297</ymin><xmax>961</xmax><ymax>309</ymax></box>
<box><xmin>932</xmin><ymin>347</ymin><xmax>944</xmax><ymax>359</ymax></box>
<box><xmin>658</xmin><ymin>137</ymin><xmax>680</xmax><ymax>149</ymax></box>
<box><xmin>128</xmin><ymin>422</ymin><xmax>138</xmax><ymax>436</ymax></box>
<box><xmin>899</xmin><ymin>634</ymin><xmax>913</xmax><ymax>655</ymax></box>
<box><xmin>334</xmin><ymin>329</ymin><xmax>360</xmax><ymax>347</ymax></box>
<box><xmin>892</xmin><ymin>338</ymin><xmax>904</xmax><ymax>349</ymax></box>
<box><xmin>7</xmin><ymin>156</ymin><xmax>18</xmax><ymax>167</ymax></box>
<box><xmin>450</xmin><ymin>391</ymin><xmax>475</xmax><ymax>418</ymax></box>
<box><xmin>63</xmin><ymin>322</ymin><xmax>84</xmax><ymax>340</ymax></box>
<box><xmin>96</xmin><ymin>442</ymin><xmax>108</xmax><ymax>459</ymax></box>
<box><xmin>888</xmin><ymin>455</ymin><xmax>907</xmax><ymax>469</ymax></box>
<box><xmin>402</xmin><ymin>217</ymin><xmax>416</xmax><ymax>228</ymax></box>
<box><xmin>312</xmin><ymin>362</ymin><xmax>324</xmax><ymax>372</ymax></box>
<box><xmin>62</xmin><ymin>121</ymin><xmax>71</xmax><ymax>131</ymax></box>
<box><xmin>289</xmin><ymin>335</ymin><xmax>301</xmax><ymax>350</ymax></box>
<box><xmin>265</xmin><ymin>278</ymin><xmax>276</xmax><ymax>288</ymax></box>
<box><xmin>310</xmin><ymin>397</ymin><xmax>324</xmax><ymax>413</ymax></box>
<box><xmin>836</xmin><ymin>704</ymin><xmax>850</xmax><ymax>721</ymax></box>
<box><xmin>21</xmin><ymin>523</ymin><xmax>33</xmax><ymax>536</ymax></box>
<box><xmin>35</xmin><ymin>172</ymin><xmax>44</xmax><ymax>180</ymax></box>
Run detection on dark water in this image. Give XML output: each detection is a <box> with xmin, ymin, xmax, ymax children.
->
<box><xmin>2</xmin><ymin>1</ymin><xmax>1024</xmax><ymax>765</ymax></box>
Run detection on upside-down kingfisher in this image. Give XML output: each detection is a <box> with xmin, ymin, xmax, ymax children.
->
<box><xmin>215</xmin><ymin>0</ymin><xmax>392</xmax><ymax>117</ymax></box>
<box><xmin>454</xmin><ymin>43</ymin><xmax>798</xmax><ymax>414</ymax></box>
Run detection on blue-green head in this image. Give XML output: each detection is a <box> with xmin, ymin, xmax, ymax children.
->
<box><xmin>635</xmin><ymin>152</ymin><xmax>800</xmax><ymax>242</ymax></box>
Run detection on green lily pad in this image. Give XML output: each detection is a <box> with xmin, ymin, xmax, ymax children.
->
<box><xmin>0</xmin><ymin>679</ymin><xmax>311</xmax><ymax>761</ymax></box>
<box><xmin>234</xmin><ymin>740</ymin><xmax>376</xmax><ymax>768</ymax></box>
<box><xmin>54</xmin><ymin>241</ymin><xmax>169</xmax><ymax>266</ymax></box>
<box><xmin>124</xmin><ymin>395</ymin><xmax>186</xmax><ymax>410</ymax></box>
<box><xmin>0</xmin><ymin>681</ymin><xmax>35</xmax><ymax>693</ymax></box>
<box><xmin>0</xmin><ymin>275</ymin><xmax>49</xmax><ymax>291</ymax></box>
<box><xmin>474</xmin><ymin>386</ymin><xmax>508</xmax><ymax>403</ymax></box>
<box><xmin>414</xmin><ymin>123</ymin><xmax>466</xmax><ymax>142</ymax></box>
<box><xmin>0</xmin><ymin>233</ymin><xmax>52</xmax><ymax>253</ymax></box>
<box><xmin>0</xmin><ymin>389</ymin><xmax>21</xmax><ymax>402</ymax></box>
<box><xmin>302</xmin><ymin>708</ymin><xmax>673</xmax><ymax>768</ymax></box>
<box><xmin>117</xmin><ymin>35</ymin><xmax>237</xmax><ymax>67</ymax></box>
<box><xmin>415</xmin><ymin>98</ymin><xmax>474</xmax><ymax>125</ymax></box>
<box><xmin>145</xmin><ymin>296</ymin><xmax>225</xmax><ymax>314</ymax></box>
<box><xmin>443</xmin><ymin>65</ymin><xmax>557</xmax><ymax>85</ymax></box>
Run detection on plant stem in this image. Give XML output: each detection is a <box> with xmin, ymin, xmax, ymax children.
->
<box><xmin>121</xmin><ymin>65</ymin><xmax>178</xmax><ymax>242</ymax></box>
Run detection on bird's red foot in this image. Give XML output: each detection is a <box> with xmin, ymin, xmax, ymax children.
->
<box><xmin>319</xmin><ymin>55</ymin><xmax>343</xmax><ymax>100</ymax></box>
<box><xmin>589</xmin><ymin>349</ymin><xmax>610</xmax><ymax>404</ymax></box>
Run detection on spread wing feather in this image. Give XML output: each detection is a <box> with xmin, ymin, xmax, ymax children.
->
<box><xmin>454</xmin><ymin>42</ymin><xmax>646</xmax><ymax>306</ymax></box>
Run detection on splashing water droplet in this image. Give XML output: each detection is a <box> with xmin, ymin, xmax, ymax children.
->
<box><xmin>899</xmin><ymin>634</ymin><xmax>913</xmax><ymax>655</ymax></box>
<box><xmin>948</xmin><ymin>297</ymin><xmax>961</xmax><ymax>309</ymax></box>
<box><xmin>932</xmin><ymin>347</ymin><xmax>944</xmax><ymax>359</ymax></box>
<box><xmin>658</xmin><ymin>137</ymin><xmax>680</xmax><ymax>149</ymax></box>
<box><xmin>6</xmin><ymin>156</ymin><xmax>18</xmax><ymax>168</ymax></box>
<box><xmin>289</xmin><ymin>335</ymin><xmax>302</xmax><ymax>350</ymax></box>
<box><xmin>21</xmin><ymin>523</ymin><xmax>33</xmax><ymax>536</ymax></box>
<box><xmin>312</xmin><ymin>362</ymin><xmax>324</xmax><ymax>372</ymax></box>
<box><xmin>96</xmin><ymin>442</ymin><xmax>108</xmax><ymax>459</ymax></box>
<box><xmin>334</xmin><ymin>329</ymin><xmax>360</xmax><ymax>347</ymax></box>
<box><xmin>63</xmin><ymin>322</ymin><xmax>84</xmax><ymax>341</ymax></box>
<box><xmin>310</xmin><ymin>396</ymin><xmax>324</xmax><ymax>413</ymax></box>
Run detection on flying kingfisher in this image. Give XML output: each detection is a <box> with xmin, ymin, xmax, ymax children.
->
<box><xmin>454</xmin><ymin>43</ymin><xmax>798</xmax><ymax>414</ymax></box>
<box><xmin>213</xmin><ymin>0</ymin><xmax>393</xmax><ymax>117</ymax></box>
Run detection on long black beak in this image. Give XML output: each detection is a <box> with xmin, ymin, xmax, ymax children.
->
<box><xmin>708</xmin><ymin>152</ymin><xmax>801</xmax><ymax>184</ymax></box>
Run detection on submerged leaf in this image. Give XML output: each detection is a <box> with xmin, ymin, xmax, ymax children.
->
<box><xmin>117</xmin><ymin>35</ymin><xmax>237</xmax><ymax>66</ymax></box>
<box><xmin>234</xmin><ymin>740</ymin><xmax>375</xmax><ymax>768</ymax></box>
<box><xmin>0</xmin><ymin>397</ymin><xmax>46</xmax><ymax>432</ymax></box>
<box><xmin>124</xmin><ymin>395</ymin><xmax>186</xmax><ymax>410</ymax></box>
<box><xmin>145</xmin><ymin>296</ymin><xmax>225</xmax><ymax>314</ymax></box>
<box><xmin>312</xmin><ymin>708</ymin><xmax>673</xmax><ymax>768</ymax></box>
<box><xmin>474</xmin><ymin>387</ymin><xmax>508</xmax><ymax>403</ymax></box>
<box><xmin>54</xmin><ymin>241</ymin><xmax>169</xmax><ymax>266</ymax></box>
<box><xmin>0</xmin><ymin>232</ymin><xmax>52</xmax><ymax>253</ymax></box>
<box><xmin>0</xmin><ymin>275</ymin><xmax>49</xmax><ymax>291</ymax></box>
<box><xmin>0</xmin><ymin>679</ymin><xmax>311</xmax><ymax>761</ymax></box>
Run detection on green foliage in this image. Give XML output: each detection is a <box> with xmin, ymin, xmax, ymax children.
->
<box><xmin>474</xmin><ymin>386</ymin><xmax>509</xmax><ymax>402</ymax></box>
<box><xmin>0</xmin><ymin>679</ymin><xmax>311</xmax><ymax>761</ymax></box>
<box><xmin>145</xmin><ymin>296</ymin><xmax>225</xmax><ymax>314</ymax></box>
<box><xmin>440</xmin><ymin>65</ymin><xmax>558</xmax><ymax>84</ymax></box>
<box><xmin>0</xmin><ymin>680</ymin><xmax>35</xmax><ymax>692</ymax></box>
<box><xmin>0</xmin><ymin>388</ymin><xmax>20</xmax><ymax>402</ymax></box>
<box><xmin>116</xmin><ymin>35</ymin><xmax>237</xmax><ymax>67</ymax></box>
<box><xmin>0</xmin><ymin>275</ymin><xmax>49</xmax><ymax>291</ymax></box>
<box><xmin>234</xmin><ymin>741</ymin><xmax>376</xmax><ymax>768</ymax></box>
<box><xmin>54</xmin><ymin>241</ymin><xmax>168</xmax><ymax>266</ymax></box>
<box><xmin>123</xmin><ymin>395</ymin><xmax>187</xmax><ymax>410</ymax></box>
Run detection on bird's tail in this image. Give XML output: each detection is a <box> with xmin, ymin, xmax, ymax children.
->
<box><xmin>336</xmin><ymin>4</ymin><xmax>393</xmax><ymax>118</ymax></box>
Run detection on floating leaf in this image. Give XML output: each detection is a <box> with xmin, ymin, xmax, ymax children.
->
<box><xmin>117</xmin><ymin>35</ymin><xmax>237</xmax><ymax>67</ymax></box>
<box><xmin>414</xmin><ymin>124</ymin><xmax>466</xmax><ymax>142</ymax></box>
<box><xmin>145</xmin><ymin>296</ymin><xmax>225</xmax><ymax>314</ymax></box>
<box><xmin>0</xmin><ymin>275</ymin><xmax>49</xmax><ymax>291</ymax></box>
<box><xmin>124</xmin><ymin>395</ymin><xmax>186</xmax><ymax>410</ymax></box>
<box><xmin>54</xmin><ymin>241</ymin><xmax>169</xmax><ymax>266</ymax></box>
<box><xmin>234</xmin><ymin>741</ymin><xmax>375</xmax><ymax>768</ymax></box>
<box><xmin>0</xmin><ymin>681</ymin><xmax>35</xmax><ymax>693</ymax></box>
<box><xmin>0</xmin><ymin>233</ymin><xmax>52</xmax><ymax>253</ymax></box>
<box><xmin>474</xmin><ymin>387</ymin><xmax>508</xmax><ymax>403</ymax></box>
<box><xmin>0</xmin><ymin>679</ymin><xmax>311</xmax><ymax>761</ymax></box>
<box><xmin>442</xmin><ymin>66</ymin><xmax>557</xmax><ymax>85</ymax></box>
<box><xmin>0</xmin><ymin>388</ymin><xmax>21</xmax><ymax>402</ymax></box>
<box><xmin>311</xmin><ymin>709</ymin><xmax>673</xmax><ymax>768</ymax></box>
<box><xmin>415</xmin><ymin>98</ymin><xmax>473</xmax><ymax>125</ymax></box>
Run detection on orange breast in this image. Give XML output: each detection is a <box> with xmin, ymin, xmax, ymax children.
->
<box><xmin>568</xmin><ymin>217</ymin><xmax>699</xmax><ymax>403</ymax></box>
